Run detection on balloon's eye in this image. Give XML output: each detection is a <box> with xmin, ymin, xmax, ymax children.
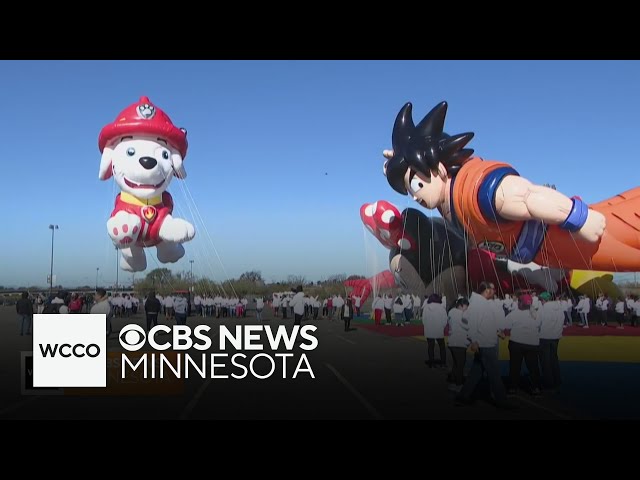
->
<box><xmin>410</xmin><ymin>177</ymin><xmax>424</xmax><ymax>194</ymax></box>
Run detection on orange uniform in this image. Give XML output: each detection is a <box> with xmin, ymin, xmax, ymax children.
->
<box><xmin>450</xmin><ymin>158</ymin><xmax>640</xmax><ymax>272</ymax></box>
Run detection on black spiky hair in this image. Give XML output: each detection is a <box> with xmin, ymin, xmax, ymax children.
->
<box><xmin>385</xmin><ymin>101</ymin><xmax>475</xmax><ymax>195</ymax></box>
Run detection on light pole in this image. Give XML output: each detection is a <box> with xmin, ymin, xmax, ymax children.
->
<box><xmin>96</xmin><ymin>267</ymin><xmax>100</xmax><ymax>289</ymax></box>
<box><xmin>115</xmin><ymin>246</ymin><xmax>119</xmax><ymax>293</ymax></box>
<box><xmin>190</xmin><ymin>260</ymin><xmax>194</xmax><ymax>283</ymax></box>
<box><xmin>48</xmin><ymin>224</ymin><xmax>59</xmax><ymax>296</ymax></box>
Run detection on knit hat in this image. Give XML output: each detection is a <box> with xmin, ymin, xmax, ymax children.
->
<box><xmin>519</xmin><ymin>294</ymin><xmax>533</xmax><ymax>306</ymax></box>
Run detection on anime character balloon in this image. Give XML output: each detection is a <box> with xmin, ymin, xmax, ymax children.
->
<box><xmin>363</xmin><ymin>100</ymin><xmax>640</xmax><ymax>300</ymax></box>
<box><xmin>382</xmin><ymin>101</ymin><xmax>640</xmax><ymax>273</ymax></box>
<box><xmin>98</xmin><ymin>96</ymin><xmax>195</xmax><ymax>272</ymax></box>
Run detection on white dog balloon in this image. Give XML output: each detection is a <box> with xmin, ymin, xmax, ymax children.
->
<box><xmin>98</xmin><ymin>96</ymin><xmax>195</xmax><ymax>272</ymax></box>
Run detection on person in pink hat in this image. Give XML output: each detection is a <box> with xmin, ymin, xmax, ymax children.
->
<box><xmin>98</xmin><ymin>97</ymin><xmax>195</xmax><ymax>272</ymax></box>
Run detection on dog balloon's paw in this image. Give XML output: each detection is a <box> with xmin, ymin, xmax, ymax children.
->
<box><xmin>159</xmin><ymin>217</ymin><xmax>195</xmax><ymax>243</ymax></box>
<box><xmin>107</xmin><ymin>211</ymin><xmax>142</xmax><ymax>247</ymax></box>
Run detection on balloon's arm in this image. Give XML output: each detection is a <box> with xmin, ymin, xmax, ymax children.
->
<box><xmin>494</xmin><ymin>175</ymin><xmax>575</xmax><ymax>225</ymax></box>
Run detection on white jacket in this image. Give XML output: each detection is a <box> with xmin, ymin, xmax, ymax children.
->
<box><xmin>422</xmin><ymin>302</ymin><xmax>448</xmax><ymax>339</ymax></box>
<box><xmin>505</xmin><ymin>309</ymin><xmax>541</xmax><ymax>346</ymax></box>
<box><xmin>447</xmin><ymin>307</ymin><xmax>469</xmax><ymax>348</ymax></box>
<box><xmin>173</xmin><ymin>297</ymin><xmax>188</xmax><ymax>314</ymax></box>
<box><xmin>464</xmin><ymin>293</ymin><xmax>502</xmax><ymax>348</ymax></box>
<box><xmin>577</xmin><ymin>297</ymin><xmax>591</xmax><ymax>314</ymax></box>
<box><xmin>539</xmin><ymin>301</ymin><xmax>565</xmax><ymax>340</ymax></box>
<box><xmin>402</xmin><ymin>294</ymin><xmax>412</xmax><ymax>309</ymax></box>
<box><xmin>596</xmin><ymin>298</ymin><xmax>609</xmax><ymax>311</ymax></box>
<box><xmin>289</xmin><ymin>292</ymin><xmax>305</xmax><ymax>315</ymax></box>
<box><xmin>372</xmin><ymin>297</ymin><xmax>385</xmax><ymax>310</ymax></box>
<box><xmin>393</xmin><ymin>301</ymin><xmax>404</xmax><ymax>314</ymax></box>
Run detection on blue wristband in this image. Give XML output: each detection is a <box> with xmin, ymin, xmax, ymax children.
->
<box><xmin>559</xmin><ymin>197</ymin><xmax>588</xmax><ymax>232</ymax></box>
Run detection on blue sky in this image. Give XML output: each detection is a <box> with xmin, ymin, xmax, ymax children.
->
<box><xmin>1</xmin><ymin>60</ymin><xmax>639</xmax><ymax>287</ymax></box>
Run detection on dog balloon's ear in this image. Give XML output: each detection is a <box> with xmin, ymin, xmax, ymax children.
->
<box><xmin>99</xmin><ymin>146</ymin><xmax>114</xmax><ymax>180</ymax></box>
<box><xmin>172</xmin><ymin>152</ymin><xmax>187</xmax><ymax>179</ymax></box>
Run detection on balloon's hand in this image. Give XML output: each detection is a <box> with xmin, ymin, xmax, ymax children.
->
<box><xmin>575</xmin><ymin>209</ymin><xmax>606</xmax><ymax>244</ymax></box>
<box><xmin>159</xmin><ymin>215</ymin><xmax>195</xmax><ymax>243</ymax></box>
<box><xmin>383</xmin><ymin>149</ymin><xmax>394</xmax><ymax>160</ymax></box>
<box><xmin>107</xmin><ymin>211</ymin><xmax>141</xmax><ymax>248</ymax></box>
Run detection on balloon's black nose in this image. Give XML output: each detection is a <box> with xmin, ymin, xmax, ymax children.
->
<box><xmin>139</xmin><ymin>156</ymin><xmax>157</xmax><ymax>170</ymax></box>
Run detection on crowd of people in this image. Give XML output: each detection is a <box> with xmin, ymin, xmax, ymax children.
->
<box><xmin>14</xmin><ymin>289</ymin><xmax>143</xmax><ymax>335</ymax></box>
<box><xmin>192</xmin><ymin>295</ymin><xmax>250</xmax><ymax>318</ymax></box>
<box><xmin>417</xmin><ymin>283</ymin><xmax>571</xmax><ymax>409</ymax></box>
<box><xmin>365</xmin><ymin>285</ymin><xmax>640</xmax><ymax>409</ymax></box>
<box><xmin>271</xmin><ymin>291</ymin><xmax>362</xmax><ymax>330</ymax></box>
<box><xmin>370</xmin><ymin>293</ymin><xmax>424</xmax><ymax>326</ymax></box>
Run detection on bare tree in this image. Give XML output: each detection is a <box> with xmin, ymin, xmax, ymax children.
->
<box><xmin>327</xmin><ymin>274</ymin><xmax>347</xmax><ymax>283</ymax></box>
<box><xmin>347</xmin><ymin>274</ymin><xmax>366</xmax><ymax>280</ymax></box>
<box><xmin>239</xmin><ymin>271</ymin><xmax>264</xmax><ymax>284</ymax></box>
<box><xmin>287</xmin><ymin>275</ymin><xmax>307</xmax><ymax>286</ymax></box>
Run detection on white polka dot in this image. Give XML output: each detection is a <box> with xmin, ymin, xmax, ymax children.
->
<box><xmin>381</xmin><ymin>210</ymin><xmax>395</xmax><ymax>224</ymax></box>
<box><xmin>365</xmin><ymin>225</ymin><xmax>375</xmax><ymax>234</ymax></box>
<box><xmin>379</xmin><ymin>229</ymin><xmax>391</xmax><ymax>240</ymax></box>
<box><xmin>397</xmin><ymin>238</ymin><xmax>411</xmax><ymax>250</ymax></box>
<box><xmin>364</xmin><ymin>202</ymin><xmax>377</xmax><ymax>217</ymax></box>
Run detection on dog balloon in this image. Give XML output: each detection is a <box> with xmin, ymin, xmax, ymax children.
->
<box><xmin>98</xmin><ymin>96</ymin><xmax>196</xmax><ymax>272</ymax></box>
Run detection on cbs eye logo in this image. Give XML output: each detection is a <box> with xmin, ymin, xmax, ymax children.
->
<box><xmin>119</xmin><ymin>324</ymin><xmax>147</xmax><ymax>352</ymax></box>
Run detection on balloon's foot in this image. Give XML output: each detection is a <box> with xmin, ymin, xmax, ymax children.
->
<box><xmin>120</xmin><ymin>246</ymin><xmax>147</xmax><ymax>272</ymax></box>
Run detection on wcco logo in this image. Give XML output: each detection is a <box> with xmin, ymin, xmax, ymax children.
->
<box><xmin>33</xmin><ymin>314</ymin><xmax>107</xmax><ymax>388</ymax></box>
<box><xmin>39</xmin><ymin>343</ymin><xmax>101</xmax><ymax>358</ymax></box>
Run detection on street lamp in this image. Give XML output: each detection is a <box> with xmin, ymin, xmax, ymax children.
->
<box><xmin>96</xmin><ymin>267</ymin><xmax>100</xmax><ymax>289</ymax></box>
<box><xmin>115</xmin><ymin>246</ymin><xmax>119</xmax><ymax>293</ymax></box>
<box><xmin>48</xmin><ymin>224</ymin><xmax>59</xmax><ymax>296</ymax></box>
<box><xmin>188</xmin><ymin>260</ymin><xmax>195</xmax><ymax>316</ymax></box>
